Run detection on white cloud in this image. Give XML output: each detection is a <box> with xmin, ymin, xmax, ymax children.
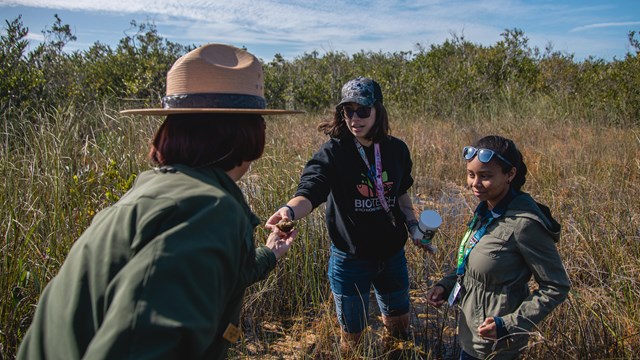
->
<box><xmin>1</xmin><ymin>0</ymin><xmax>634</xmax><ymax>60</ymax></box>
<box><xmin>25</xmin><ymin>31</ymin><xmax>44</xmax><ymax>41</ymax></box>
<box><xmin>571</xmin><ymin>21</ymin><xmax>640</xmax><ymax>33</ymax></box>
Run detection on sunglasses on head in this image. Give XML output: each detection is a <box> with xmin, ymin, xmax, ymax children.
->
<box><xmin>343</xmin><ymin>106</ymin><xmax>372</xmax><ymax>119</ymax></box>
<box><xmin>463</xmin><ymin>146</ymin><xmax>513</xmax><ymax>167</ymax></box>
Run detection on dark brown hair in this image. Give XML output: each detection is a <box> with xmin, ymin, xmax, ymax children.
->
<box><xmin>317</xmin><ymin>101</ymin><xmax>390</xmax><ymax>142</ymax></box>
<box><xmin>473</xmin><ymin>135</ymin><xmax>528</xmax><ymax>191</ymax></box>
<box><xmin>149</xmin><ymin>113</ymin><xmax>265</xmax><ymax>171</ymax></box>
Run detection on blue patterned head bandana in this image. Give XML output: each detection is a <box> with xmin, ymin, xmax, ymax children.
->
<box><xmin>338</xmin><ymin>76</ymin><xmax>383</xmax><ymax>107</ymax></box>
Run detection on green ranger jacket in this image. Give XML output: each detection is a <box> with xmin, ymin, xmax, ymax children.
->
<box><xmin>438</xmin><ymin>192</ymin><xmax>571</xmax><ymax>359</ymax></box>
<box><xmin>17</xmin><ymin>165</ymin><xmax>277</xmax><ymax>359</ymax></box>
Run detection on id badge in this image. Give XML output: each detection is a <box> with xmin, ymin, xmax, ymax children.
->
<box><xmin>448</xmin><ymin>282</ymin><xmax>461</xmax><ymax>306</ymax></box>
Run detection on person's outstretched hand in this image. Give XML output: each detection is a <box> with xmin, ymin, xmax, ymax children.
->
<box><xmin>265</xmin><ymin>207</ymin><xmax>291</xmax><ymax>233</ymax></box>
<box><xmin>265</xmin><ymin>229</ymin><xmax>296</xmax><ymax>260</ymax></box>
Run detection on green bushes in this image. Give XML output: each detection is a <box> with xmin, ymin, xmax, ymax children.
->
<box><xmin>2</xmin><ymin>16</ymin><xmax>639</xmax><ymax>130</ymax></box>
<box><xmin>0</xmin><ymin>17</ymin><xmax>189</xmax><ymax>123</ymax></box>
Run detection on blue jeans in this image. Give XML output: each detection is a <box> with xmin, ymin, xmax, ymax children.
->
<box><xmin>328</xmin><ymin>244</ymin><xmax>410</xmax><ymax>333</ymax></box>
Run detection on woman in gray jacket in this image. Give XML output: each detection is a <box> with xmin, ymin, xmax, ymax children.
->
<box><xmin>426</xmin><ymin>135</ymin><xmax>570</xmax><ymax>359</ymax></box>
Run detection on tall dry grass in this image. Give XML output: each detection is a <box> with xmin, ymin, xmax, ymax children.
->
<box><xmin>1</xmin><ymin>101</ymin><xmax>639</xmax><ymax>359</ymax></box>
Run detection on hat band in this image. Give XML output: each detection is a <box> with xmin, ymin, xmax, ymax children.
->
<box><xmin>162</xmin><ymin>93</ymin><xmax>266</xmax><ymax>110</ymax></box>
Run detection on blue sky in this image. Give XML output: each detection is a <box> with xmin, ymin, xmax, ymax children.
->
<box><xmin>1</xmin><ymin>0</ymin><xmax>639</xmax><ymax>61</ymax></box>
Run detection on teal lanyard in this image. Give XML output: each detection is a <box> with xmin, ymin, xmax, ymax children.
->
<box><xmin>455</xmin><ymin>214</ymin><xmax>495</xmax><ymax>276</ymax></box>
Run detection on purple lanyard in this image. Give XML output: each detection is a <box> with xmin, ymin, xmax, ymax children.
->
<box><xmin>354</xmin><ymin>138</ymin><xmax>395</xmax><ymax>226</ymax></box>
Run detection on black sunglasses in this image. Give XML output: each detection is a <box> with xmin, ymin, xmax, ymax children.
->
<box><xmin>343</xmin><ymin>106</ymin><xmax>372</xmax><ymax>119</ymax></box>
<box><xmin>463</xmin><ymin>146</ymin><xmax>513</xmax><ymax>167</ymax></box>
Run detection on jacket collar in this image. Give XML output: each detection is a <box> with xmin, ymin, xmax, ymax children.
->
<box><xmin>170</xmin><ymin>164</ymin><xmax>260</xmax><ymax>228</ymax></box>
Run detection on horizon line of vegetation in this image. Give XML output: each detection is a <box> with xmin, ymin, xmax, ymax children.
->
<box><xmin>1</xmin><ymin>14</ymin><xmax>639</xmax><ymax>132</ymax></box>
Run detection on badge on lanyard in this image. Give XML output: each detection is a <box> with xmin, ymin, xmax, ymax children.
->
<box><xmin>448</xmin><ymin>281</ymin><xmax>462</xmax><ymax>306</ymax></box>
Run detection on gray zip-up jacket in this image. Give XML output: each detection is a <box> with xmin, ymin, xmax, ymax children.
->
<box><xmin>437</xmin><ymin>192</ymin><xmax>570</xmax><ymax>359</ymax></box>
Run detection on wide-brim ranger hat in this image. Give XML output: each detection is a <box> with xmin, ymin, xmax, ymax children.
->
<box><xmin>337</xmin><ymin>76</ymin><xmax>383</xmax><ymax>108</ymax></box>
<box><xmin>120</xmin><ymin>43</ymin><xmax>303</xmax><ymax>115</ymax></box>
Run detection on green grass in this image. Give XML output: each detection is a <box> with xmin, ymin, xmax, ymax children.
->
<box><xmin>1</xmin><ymin>101</ymin><xmax>639</xmax><ymax>359</ymax></box>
